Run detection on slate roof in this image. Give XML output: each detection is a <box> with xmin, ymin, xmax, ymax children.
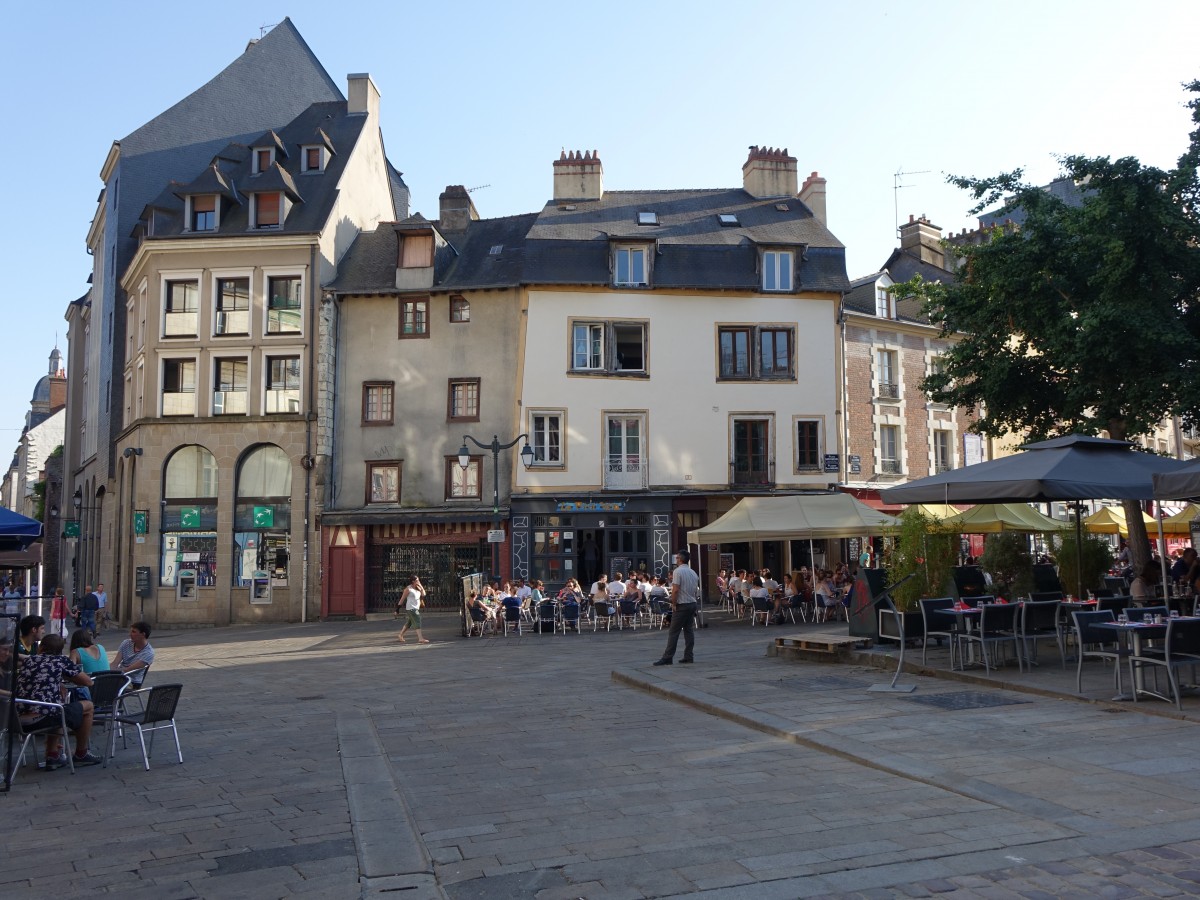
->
<box><xmin>144</xmin><ymin>100</ymin><xmax>367</xmax><ymax>238</ymax></box>
<box><xmin>845</xmin><ymin>249</ymin><xmax>955</xmax><ymax>324</ymax></box>
<box><xmin>977</xmin><ymin>177</ymin><xmax>1087</xmax><ymax>228</ymax></box>
<box><xmin>523</xmin><ymin>188</ymin><xmax>848</xmax><ymax>292</ymax></box>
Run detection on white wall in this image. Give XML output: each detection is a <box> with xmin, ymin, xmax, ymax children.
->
<box><xmin>517</xmin><ymin>288</ymin><xmax>840</xmax><ymax>491</ymax></box>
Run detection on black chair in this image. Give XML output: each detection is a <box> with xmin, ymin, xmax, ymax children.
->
<box><xmin>750</xmin><ymin>596</ymin><xmax>773</xmax><ymax>626</ymax></box>
<box><xmin>963</xmin><ymin>595</ymin><xmax>994</xmax><ymax>609</ymax></box>
<box><xmin>1105</xmin><ymin>576</ymin><xmax>1130</xmax><ymax>594</ymax></box>
<box><xmin>1016</xmin><ymin>600</ymin><xmax>1064</xmax><ymax>669</ymax></box>
<box><xmin>918</xmin><ymin>597</ymin><xmax>957</xmax><ymax>667</ymax></box>
<box><xmin>1125</xmin><ymin>606</ymin><xmax>1168</xmax><ymax>622</ymax></box>
<box><xmin>466</xmin><ymin>604</ymin><xmax>489</xmax><ymax>637</ymax></box>
<box><xmin>501</xmin><ymin>603</ymin><xmax>522</xmax><ymax>636</ymax></box>
<box><xmin>1072</xmin><ymin>610</ymin><xmax>1126</xmax><ymax>695</ymax></box>
<box><xmin>617</xmin><ymin>598</ymin><xmax>640</xmax><ymax>630</ymax></box>
<box><xmin>1129</xmin><ymin>618</ymin><xmax>1200</xmax><ymax>710</ymax></box>
<box><xmin>592</xmin><ymin>601</ymin><xmax>615</xmax><ymax>632</ymax></box>
<box><xmin>1029</xmin><ymin>591</ymin><xmax>1064</xmax><ymax>603</ymax></box>
<box><xmin>105</xmin><ymin>683</ymin><xmax>183</xmax><ymax>770</ymax></box>
<box><xmin>537</xmin><ymin>601</ymin><xmax>558</xmax><ymax>634</ymax></box>
<box><xmin>960</xmin><ymin>603</ymin><xmax>1019</xmax><ymax>673</ymax></box>
<box><xmin>11</xmin><ymin>700</ymin><xmax>75</xmax><ymax>780</ymax></box>
<box><xmin>87</xmin><ymin>671</ymin><xmax>132</xmax><ymax>757</ymax></box>
<box><xmin>558</xmin><ymin>601</ymin><xmax>581</xmax><ymax>634</ymax></box>
<box><xmin>1097</xmin><ymin>595</ymin><xmax>1131</xmax><ymax>616</ymax></box>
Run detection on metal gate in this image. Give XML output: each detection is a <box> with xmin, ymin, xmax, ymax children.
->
<box><xmin>365</xmin><ymin>542</ymin><xmax>487</xmax><ymax>612</ymax></box>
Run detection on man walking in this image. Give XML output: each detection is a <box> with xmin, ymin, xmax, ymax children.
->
<box><xmin>397</xmin><ymin>575</ymin><xmax>430</xmax><ymax>644</ymax></box>
<box><xmin>94</xmin><ymin>583</ymin><xmax>109</xmax><ymax>631</ymax></box>
<box><xmin>653</xmin><ymin>549</ymin><xmax>700</xmax><ymax>666</ymax></box>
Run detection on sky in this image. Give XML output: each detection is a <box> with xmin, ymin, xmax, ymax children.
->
<box><xmin>2</xmin><ymin>0</ymin><xmax>1197</xmax><ymax>454</ymax></box>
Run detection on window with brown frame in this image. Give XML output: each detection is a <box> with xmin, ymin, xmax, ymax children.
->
<box><xmin>191</xmin><ymin>195</ymin><xmax>216</xmax><ymax>231</ymax></box>
<box><xmin>362</xmin><ymin>382</ymin><xmax>395</xmax><ymax>425</ymax></box>
<box><xmin>304</xmin><ymin>146</ymin><xmax>322</xmax><ymax>172</ymax></box>
<box><xmin>450</xmin><ymin>296</ymin><xmax>470</xmax><ymax>322</ymax></box>
<box><xmin>255</xmin><ymin>192</ymin><xmax>281</xmax><ymax>228</ymax></box>
<box><xmin>445</xmin><ymin>455</ymin><xmax>481</xmax><ymax>501</ymax></box>
<box><xmin>399</xmin><ymin>297</ymin><xmax>429</xmax><ymax>338</ymax></box>
<box><xmin>366</xmin><ymin>461</ymin><xmax>401</xmax><ymax>504</ymax></box>
<box><xmin>447</xmin><ymin>378</ymin><xmax>480</xmax><ymax>422</ymax></box>
<box><xmin>255</xmin><ymin>148</ymin><xmax>272</xmax><ymax>173</ymax></box>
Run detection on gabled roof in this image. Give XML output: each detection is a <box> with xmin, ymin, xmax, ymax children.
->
<box><xmin>844</xmin><ymin>249</ymin><xmax>955</xmax><ymax>324</ymax></box>
<box><xmin>173</xmin><ymin>164</ymin><xmax>240</xmax><ymax>202</ymax></box>
<box><xmin>243</xmin><ymin>161</ymin><xmax>302</xmax><ymax>201</ymax></box>
<box><xmin>249</xmin><ymin>129</ymin><xmax>289</xmax><ymax>158</ymax></box>
<box><xmin>522</xmin><ymin>188</ymin><xmax>848</xmax><ymax>292</ymax></box>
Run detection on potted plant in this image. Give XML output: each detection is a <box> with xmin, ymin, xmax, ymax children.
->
<box><xmin>881</xmin><ymin>507</ymin><xmax>958</xmax><ymax>641</ymax></box>
<box><xmin>1054</xmin><ymin>531</ymin><xmax>1115</xmax><ymax>597</ymax></box>
<box><xmin>978</xmin><ymin>533</ymin><xmax>1035</xmax><ymax>599</ymax></box>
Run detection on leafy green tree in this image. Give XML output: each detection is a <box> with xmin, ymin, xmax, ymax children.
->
<box><xmin>895</xmin><ymin>80</ymin><xmax>1200</xmax><ymax>573</ymax></box>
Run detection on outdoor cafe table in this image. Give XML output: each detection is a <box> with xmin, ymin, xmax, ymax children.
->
<box><xmin>933</xmin><ymin>605</ymin><xmax>983</xmax><ymax>670</ymax></box>
<box><xmin>1091</xmin><ymin>619</ymin><xmax>1175</xmax><ymax>702</ymax></box>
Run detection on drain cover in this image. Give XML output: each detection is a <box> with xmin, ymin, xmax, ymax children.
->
<box><xmin>906</xmin><ymin>691</ymin><xmax>1030</xmax><ymax>711</ymax></box>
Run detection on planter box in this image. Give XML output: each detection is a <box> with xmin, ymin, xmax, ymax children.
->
<box><xmin>878</xmin><ymin>609</ymin><xmax>923</xmax><ymax>643</ymax></box>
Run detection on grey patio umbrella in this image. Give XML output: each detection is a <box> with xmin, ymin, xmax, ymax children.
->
<box><xmin>880</xmin><ymin>436</ymin><xmax>1193</xmax><ymax>597</ymax></box>
<box><xmin>1153</xmin><ymin>459</ymin><xmax>1200</xmax><ymax>500</ymax></box>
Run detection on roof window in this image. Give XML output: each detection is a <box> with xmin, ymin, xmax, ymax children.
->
<box><xmin>718</xmin><ymin>213</ymin><xmax>739</xmax><ymax>226</ymax></box>
<box><xmin>775</xmin><ymin>203</ymin><xmax>790</xmax><ymax>212</ymax></box>
<box><xmin>637</xmin><ymin>211</ymin><xmax>658</xmax><ymax>226</ymax></box>
<box><xmin>489</xmin><ymin>244</ymin><xmax>503</xmax><ymax>256</ymax></box>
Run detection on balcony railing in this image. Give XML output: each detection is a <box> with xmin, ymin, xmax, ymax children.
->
<box><xmin>212</xmin><ymin>390</ymin><xmax>248</xmax><ymax>415</ymax></box>
<box><xmin>163</xmin><ymin>311</ymin><xmax>198</xmax><ymax>337</ymax></box>
<box><xmin>162</xmin><ymin>391</ymin><xmax>196</xmax><ymax>416</ymax></box>
<box><xmin>934</xmin><ymin>463</ymin><xmax>952</xmax><ymax>474</ymax></box>
<box><xmin>879</xmin><ymin>459</ymin><xmax>902</xmax><ymax>475</ymax></box>
<box><xmin>265</xmin><ymin>389</ymin><xmax>301</xmax><ymax>414</ymax></box>
<box><xmin>875</xmin><ymin>382</ymin><xmax>899</xmax><ymax>400</ymax></box>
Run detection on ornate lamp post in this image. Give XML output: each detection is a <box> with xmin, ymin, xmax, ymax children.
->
<box><xmin>457</xmin><ymin>434</ymin><xmax>535</xmax><ymax>580</ymax></box>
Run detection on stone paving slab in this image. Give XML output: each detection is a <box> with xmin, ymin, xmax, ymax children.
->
<box><xmin>7</xmin><ymin>611</ymin><xmax>1200</xmax><ymax>898</ymax></box>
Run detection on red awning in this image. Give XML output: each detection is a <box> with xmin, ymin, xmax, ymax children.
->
<box><xmin>838</xmin><ymin>487</ymin><xmax>905</xmax><ymax>515</ymax></box>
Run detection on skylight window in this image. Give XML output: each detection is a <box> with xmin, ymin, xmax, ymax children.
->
<box><xmin>718</xmin><ymin>213</ymin><xmax>739</xmax><ymax>226</ymax></box>
<box><xmin>489</xmin><ymin>244</ymin><xmax>503</xmax><ymax>256</ymax></box>
<box><xmin>775</xmin><ymin>203</ymin><xmax>790</xmax><ymax>212</ymax></box>
<box><xmin>637</xmin><ymin>211</ymin><xmax>658</xmax><ymax>226</ymax></box>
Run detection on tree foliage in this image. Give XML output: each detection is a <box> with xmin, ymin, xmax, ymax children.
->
<box><xmin>893</xmin><ymin>80</ymin><xmax>1200</xmax><ymax>574</ymax></box>
<box><xmin>885</xmin><ymin>507</ymin><xmax>959</xmax><ymax>611</ymax></box>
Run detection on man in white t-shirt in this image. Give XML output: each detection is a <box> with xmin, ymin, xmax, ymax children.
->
<box><xmin>607</xmin><ymin>573</ymin><xmax>626</xmax><ymax>605</ymax></box>
<box><xmin>396</xmin><ymin>575</ymin><xmax>430</xmax><ymax>644</ymax></box>
<box><xmin>654</xmin><ymin>550</ymin><xmax>700</xmax><ymax>666</ymax></box>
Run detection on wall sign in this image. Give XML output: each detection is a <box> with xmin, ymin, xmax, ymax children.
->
<box><xmin>557</xmin><ymin>501</ymin><xmax>625</xmax><ymax>512</ymax></box>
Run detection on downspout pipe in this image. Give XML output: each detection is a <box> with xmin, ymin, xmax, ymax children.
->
<box><xmin>302</xmin><ymin>243</ymin><xmax>317</xmax><ymax>624</ymax></box>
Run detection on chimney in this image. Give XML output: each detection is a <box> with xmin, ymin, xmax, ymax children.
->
<box><xmin>347</xmin><ymin>73</ymin><xmax>380</xmax><ymax>120</ymax></box>
<box><xmin>899</xmin><ymin>214</ymin><xmax>945</xmax><ymax>268</ymax></box>
<box><xmin>438</xmin><ymin>185</ymin><xmax>479</xmax><ymax>233</ymax></box>
<box><xmin>742</xmin><ymin>146</ymin><xmax>798</xmax><ymax>199</ymax></box>
<box><xmin>553</xmin><ymin>150</ymin><xmax>604</xmax><ymax>201</ymax></box>
<box><xmin>799</xmin><ymin>171</ymin><xmax>827</xmax><ymax>225</ymax></box>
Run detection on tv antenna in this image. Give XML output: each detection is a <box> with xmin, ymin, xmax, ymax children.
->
<box><xmin>466</xmin><ymin>184</ymin><xmax>491</xmax><ymax>194</ymax></box>
<box><xmin>894</xmin><ymin>167</ymin><xmax>930</xmax><ymax>236</ymax></box>
<box><xmin>259</xmin><ymin>22</ymin><xmax>281</xmax><ymax>38</ymax></box>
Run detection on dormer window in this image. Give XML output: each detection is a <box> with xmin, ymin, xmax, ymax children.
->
<box><xmin>253</xmin><ymin>192</ymin><xmax>282</xmax><ymax>229</ymax></box>
<box><xmin>301</xmin><ymin>146</ymin><xmax>324</xmax><ymax>173</ymax></box>
<box><xmin>761</xmin><ymin>249</ymin><xmax>794</xmax><ymax>292</ymax></box>
<box><xmin>253</xmin><ymin>148</ymin><xmax>274</xmax><ymax>174</ymax></box>
<box><xmin>613</xmin><ymin>244</ymin><xmax>649</xmax><ymax>287</ymax></box>
<box><xmin>190</xmin><ymin>195</ymin><xmax>216</xmax><ymax>232</ymax></box>
<box><xmin>876</xmin><ymin>286</ymin><xmax>895</xmax><ymax>318</ymax></box>
<box><xmin>399</xmin><ymin>233</ymin><xmax>434</xmax><ymax>268</ymax></box>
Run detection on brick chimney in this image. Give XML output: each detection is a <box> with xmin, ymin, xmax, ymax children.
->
<box><xmin>438</xmin><ymin>185</ymin><xmax>479</xmax><ymax>233</ymax></box>
<box><xmin>742</xmin><ymin>146</ymin><xmax>798</xmax><ymax>199</ymax></box>
<box><xmin>553</xmin><ymin>150</ymin><xmax>603</xmax><ymax>201</ymax></box>
<box><xmin>799</xmin><ymin>171</ymin><xmax>827</xmax><ymax>225</ymax></box>
<box><xmin>899</xmin><ymin>214</ymin><xmax>944</xmax><ymax>268</ymax></box>
<box><xmin>347</xmin><ymin>73</ymin><xmax>380</xmax><ymax>119</ymax></box>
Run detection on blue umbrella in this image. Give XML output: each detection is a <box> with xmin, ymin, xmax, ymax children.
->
<box><xmin>0</xmin><ymin>507</ymin><xmax>43</xmax><ymax>552</ymax></box>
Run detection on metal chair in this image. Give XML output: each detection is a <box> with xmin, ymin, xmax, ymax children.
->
<box><xmin>958</xmin><ymin>603</ymin><xmax>1019</xmax><ymax>673</ymax></box>
<box><xmin>466</xmin><ymin>604</ymin><xmax>489</xmax><ymax>638</ymax></box>
<box><xmin>617</xmin><ymin>598</ymin><xmax>639</xmax><ymax>630</ymax></box>
<box><xmin>750</xmin><ymin>596</ymin><xmax>773</xmax><ymax>626</ymax></box>
<box><xmin>1029</xmin><ymin>591</ymin><xmax>1064</xmax><ymax>603</ymax></box>
<box><xmin>105</xmin><ymin>683</ymin><xmax>183</xmax><ymax>770</ymax></box>
<box><xmin>1072</xmin><ymin>609</ymin><xmax>1126</xmax><ymax>695</ymax></box>
<box><xmin>501</xmin><ymin>604</ymin><xmax>522</xmax><ymax>636</ymax></box>
<box><xmin>1129</xmin><ymin>618</ymin><xmax>1200</xmax><ymax>709</ymax></box>
<box><xmin>87</xmin><ymin>671</ymin><xmax>132</xmax><ymax>757</ymax></box>
<box><xmin>1017</xmin><ymin>600</ymin><xmax>1064</xmax><ymax>669</ymax></box>
<box><xmin>558</xmin><ymin>601</ymin><xmax>581</xmax><ymax>634</ymax></box>
<box><xmin>11</xmin><ymin>700</ymin><xmax>75</xmax><ymax>780</ymax></box>
<box><xmin>1126</xmin><ymin>605</ymin><xmax>1168</xmax><ymax>622</ymax></box>
<box><xmin>537</xmin><ymin>601</ymin><xmax>558</xmax><ymax>634</ymax></box>
<box><xmin>592</xmin><ymin>601</ymin><xmax>615</xmax><ymax>632</ymax></box>
<box><xmin>918</xmin><ymin>597</ymin><xmax>958</xmax><ymax>667</ymax></box>
<box><xmin>647</xmin><ymin>599</ymin><xmax>669</xmax><ymax>629</ymax></box>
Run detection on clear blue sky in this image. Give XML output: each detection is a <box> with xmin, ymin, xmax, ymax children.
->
<box><xmin>2</xmin><ymin>0</ymin><xmax>1197</xmax><ymax>451</ymax></box>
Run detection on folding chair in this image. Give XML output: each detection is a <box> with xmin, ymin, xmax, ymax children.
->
<box><xmin>105</xmin><ymin>683</ymin><xmax>184</xmax><ymax>770</ymax></box>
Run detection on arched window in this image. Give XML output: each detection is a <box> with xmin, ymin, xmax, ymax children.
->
<box><xmin>233</xmin><ymin>445</ymin><xmax>292</xmax><ymax>590</ymax></box>
<box><xmin>161</xmin><ymin>446</ymin><xmax>218</xmax><ymax>588</ymax></box>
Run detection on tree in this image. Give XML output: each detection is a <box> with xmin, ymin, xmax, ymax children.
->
<box><xmin>895</xmin><ymin>80</ymin><xmax>1200</xmax><ymax>574</ymax></box>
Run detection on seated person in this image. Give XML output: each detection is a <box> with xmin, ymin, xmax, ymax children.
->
<box><xmin>749</xmin><ymin>576</ymin><xmax>771</xmax><ymax>617</ymax></box>
<box><xmin>607</xmin><ymin>573</ymin><xmax>626</xmax><ymax>606</ymax></box>
<box><xmin>16</xmin><ymin>633</ymin><xmax>101</xmax><ymax>767</ymax></box>
<box><xmin>499</xmin><ymin>593</ymin><xmax>523</xmax><ymax>631</ymax></box>
<box><xmin>560</xmin><ymin>596</ymin><xmax>581</xmax><ymax>630</ymax></box>
<box><xmin>111</xmin><ymin>621</ymin><xmax>155</xmax><ymax>686</ymax></box>
<box><xmin>18</xmin><ymin>615</ymin><xmax>46</xmax><ymax>657</ymax></box>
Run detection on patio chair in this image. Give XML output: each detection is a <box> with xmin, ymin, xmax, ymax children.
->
<box><xmin>958</xmin><ymin>603</ymin><xmax>1019</xmax><ymax>673</ymax></box>
<box><xmin>1029</xmin><ymin>591</ymin><xmax>1064</xmax><ymax>603</ymax></box>
<box><xmin>105</xmin><ymin>683</ymin><xmax>183</xmax><ymax>771</ymax></box>
<box><xmin>963</xmin><ymin>595</ymin><xmax>994</xmax><ymax>608</ymax></box>
<box><xmin>1098</xmin><ymin>595</ymin><xmax>1131</xmax><ymax>615</ymax></box>
<box><xmin>918</xmin><ymin>597</ymin><xmax>958</xmax><ymax>667</ymax></box>
<box><xmin>750</xmin><ymin>596</ymin><xmax>773</xmax><ymax>626</ymax></box>
<box><xmin>1016</xmin><ymin>599</ymin><xmax>1064</xmax><ymax>669</ymax></box>
<box><xmin>501</xmin><ymin>604</ymin><xmax>522</xmax><ymax>636</ymax></box>
<box><xmin>558</xmin><ymin>601</ymin><xmax>581</xmax><ymax>634</ymax></box>
<box><xmin>647</xmin><ymin>599</ymin><xmax>669</xmax><ymax>629</ymax></box>
<box><xmin>592</xmin><ymin>600</ymin><xmax>615</xmax><ymax>632</ymax></box>
<box><xmin>10</xmin><ymin>699</ymin><xmax>75</xmax><ymax>781</ymax></box>
<box><xmin>782</xmin><ymin>593</ymin><xmax>806</xmax><ymax>625</ymax></box>
<box><xmin>1125</xmin><ymin>605</ymin><xmax>1167</xmax><ymax>622</ymax></box>
<box><xmin>1129</xmin><ymin>618</ymin><xmax>1200</xmax><ymax>710</ymax></box>
<box><xmin>1072</xmin><ymin>609</ymin><xmax>1127</xmax><ymax>695</ymax></box>
<box><xmin>537</xmin><ymin>601</ymin><xmax>558</xmax><ymax>634</ymax></box>
<box><xmin>466</xmin><ymin>604</ymin><xmax>489</xmax><ymax>638</ymax></box>
<box><xmin>616</xmin><ymin>598</ymin><xmax>639</xmax><ymax>630</ymax></box>
<box><xmin>87</xmin><ymin>671</ymin><xmax>132</xmax><ymax>757</ymax></box>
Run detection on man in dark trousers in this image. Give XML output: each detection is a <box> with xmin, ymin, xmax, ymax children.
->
<box><xmin>653</xmin><ymin>550</ymin><xmax>700</xmax><ymax>666</ymax></box>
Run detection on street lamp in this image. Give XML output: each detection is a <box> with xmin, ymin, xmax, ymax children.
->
<box><xmin>457</xmin><ymin>433</ymin><xmax>535</xmax><ymax>581</ymax></box>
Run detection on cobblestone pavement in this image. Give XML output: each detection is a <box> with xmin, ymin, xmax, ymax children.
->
<box><xmin>6</xmin><ymin>611</ymin><xmax>1200</xmax><ymax>898</ymax></box>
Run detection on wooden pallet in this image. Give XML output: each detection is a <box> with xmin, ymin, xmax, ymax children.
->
<box><xmin>770</xmin><ymin>634</ymin><xmax>872</xmax><ymax>660</ymax></box>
